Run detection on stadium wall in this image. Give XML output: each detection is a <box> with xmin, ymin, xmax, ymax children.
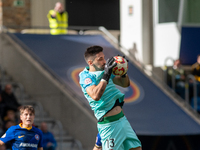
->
<box><xmin>0</xmin><ymin>33</ymin><xmax>97</xmax><ymax>150</ymax></box>
<box><xmin>1</xmin><ymin>0</ymin><xmax>31</xmax><ymax>29</ymax></box>
<box><xmin>0</xmin><ymin>0</ymin><xmax>65</xmax><ymax>30</ymax></box>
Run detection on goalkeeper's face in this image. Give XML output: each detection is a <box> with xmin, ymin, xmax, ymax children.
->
<box><xmin>92</xmin><ymin>52</ymin><xmax>106</xmax><ymax>71</ymax></box>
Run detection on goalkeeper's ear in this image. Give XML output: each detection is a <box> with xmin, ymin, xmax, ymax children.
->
<box><xmin>88</xmin><ymin>60</ymin><xmax>93</xmax><ymax>66</ymax></box>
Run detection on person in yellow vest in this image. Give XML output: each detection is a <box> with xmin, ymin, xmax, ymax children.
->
<box><xmin>47</xmin><ymin>2</ymin><xmax>68</xmax><ymax>35</ymax></box>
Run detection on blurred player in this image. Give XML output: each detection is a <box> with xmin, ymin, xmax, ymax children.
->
<box><xmin>0</xmin><ymin>105</ymin><xmax>43</xmax><ymax>150</ymax></box>
<box><xmin>79</xmin><ymin>46</ymin><xmax>142</xmax><ymax>150</ymax></box>
<box><xmin>93</xmin><ymin>133</ymin><xmax>102</xmax><ymax>150</ymax></box>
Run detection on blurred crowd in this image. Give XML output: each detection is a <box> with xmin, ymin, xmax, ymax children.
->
<box><xmin>166</xmin><ymin>54</ymin><xmax>200</xmax><ymax>111</ymax></box>
<box><xmin>0</xmin><ymin>84</ymin><xmax>21</xmax><ymax>138</ymax></box>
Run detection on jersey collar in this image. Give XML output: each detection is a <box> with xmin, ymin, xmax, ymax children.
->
<box><xmin>19</xmin><ymin>123</ymin><xmax>32</xmax><ymax>130</ymax></box>
<box><xmin>85</xmin><ymin>66</ymin><xmax>89</xmax><ymax>71</ymax></box>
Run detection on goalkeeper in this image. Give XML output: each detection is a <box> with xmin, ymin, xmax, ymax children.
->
<box><xmin>79</xmin><ymin>46</ymin><xmax>142</xmax><ymax>150</ymax></box>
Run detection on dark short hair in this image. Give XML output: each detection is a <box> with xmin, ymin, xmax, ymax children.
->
<box><xmin>20</xmin><ymin>105</ymin><xmax>35</xmax><ymax>115</ymax></box>
<box><xmin>84</xmin><ymin>46</ymin><xmax>103</xmax><ymax>62</ymax></box>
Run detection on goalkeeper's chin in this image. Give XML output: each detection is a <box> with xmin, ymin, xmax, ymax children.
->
<box><xmin>99</xmin><ymin>65</ymin><xmax>105</xmax><ymax>71</ymax></box>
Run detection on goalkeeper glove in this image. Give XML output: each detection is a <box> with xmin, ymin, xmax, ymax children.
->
<box><xmin>101</xmin><ymin>57</ymin><xmax>117</xmax><ymax>83</ymax></box>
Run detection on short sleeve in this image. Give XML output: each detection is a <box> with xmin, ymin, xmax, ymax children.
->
<box><xmin>79</xmin><ymin>73</ymin><xmax>96</xmax><ymax>90</ymax></box>
<box><xmin>0</xmin><ymin>127</ymin><xmax>15</xmax><ymax>143</ymax></box>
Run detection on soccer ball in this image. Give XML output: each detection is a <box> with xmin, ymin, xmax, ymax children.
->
<box><xmin>112</xmin><ymin>56</ymin><xmax>128</xmax><ymax>76</ymax></box>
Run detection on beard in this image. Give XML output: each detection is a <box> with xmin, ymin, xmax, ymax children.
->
<box><xmin>93</xmin><ymin>64</ymin><xmax>104</xmax><ymax>71</ymax></box>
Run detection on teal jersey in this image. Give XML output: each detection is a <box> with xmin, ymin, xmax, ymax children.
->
<box><xmin>97</xmin><ymin>116</ymin><xmax>141</xmax><ymax>150</ymax></box>
<box><xmin>79</xmin><ymin>67</ymin><xmax>124</xmax><ymax>120</ymax></box>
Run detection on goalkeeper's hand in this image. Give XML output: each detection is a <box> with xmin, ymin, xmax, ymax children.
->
<box><xmin>101</xmin><ymin>57</ymin><xmax>117</xmax><ymax>83</ymax></box>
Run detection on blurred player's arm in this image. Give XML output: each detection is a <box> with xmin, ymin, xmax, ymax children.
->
<box><xmin>93</xmin><ymin>133</ymin><xmax>102</xmax><ymax>150</ymax></box>
<box><xmin>113</xmin><ymin>74</ymin><xmax>130</xmax><ymax>87</ymax></box>
<box><xmin>38</xmin><ymin>147</ymin><xmax>43</xmax><ymax>150</ymax></box>
<box><xmin>0</xmin><ymin>140</ymin><xmax>5</xmax><ymax>146</ymax></box>
<box><xmin>93</xmin><ymin>145</ymin><xmax>102</xmax><ymax>150</ymax></box>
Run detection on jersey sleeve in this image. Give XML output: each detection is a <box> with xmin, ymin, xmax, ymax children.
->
<box><xmin>0</xmin><ymin>126</ymin><xmax>15</xmax><ymax>143</ymax></box>
<box><xmin>79</xmin><ymin>73</ymin><xmax>96</xmax><ymax>90</ymax></box>
<box><xmin>95</xmin><ymin>133</ymin><xmax>102</xmax><ymax>147</ymax></box>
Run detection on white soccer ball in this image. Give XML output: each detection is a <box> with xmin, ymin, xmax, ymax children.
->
<box><xmin>112</xmin><ymin>56</ymin><xmax>128</xmax><ymax>76</ymax></box>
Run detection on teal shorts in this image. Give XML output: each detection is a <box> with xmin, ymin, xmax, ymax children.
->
<box><xmin>97</xmin><ymin>111</ymin><xmax>141</xmax><ymax>150</ymax></box>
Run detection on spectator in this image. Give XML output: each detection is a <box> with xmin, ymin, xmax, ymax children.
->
<box><xmin>190</xmin><ymin>54</ymin><xmax>200</xmax><ymax>101</ymax></box>
<box><xmin>3</xmin><ymin>109</ymin><xmax>19</xmax><ymax>125</ymax></box>
<box><xmin>192</xmin><ymin>54</ymin><xmax>200</xmax><ymax>82</ymax></box>
<box><xmin>174</xmin><ymin>59</ymin><xmax>186</xmax><ymax>99</ymax></box>
<box><xmin>2</xmin><ymin>120</ymin><xmax>16</xmax><ymax>134</ymax></box>
<box><xmin>1</xmin><ymin>84</ymin><xmax>21</xmax><ymax>120</ymax></box>
<box><xmin>47</xmin><ymin>2</ymin><xmax>68</xmax><ymax>35</ymax></box>
<box><xmin>0</xmin><ymin>123</ymin><xmax>3</xmax><ymax>137</ymax></box>
<box><xmin>167</xmin><ymin>59</ymin><xmax>186</xmax><ymax>98</ymax></box>
<box><xmin>0</xmin><ymin>94</ymin><xmax>5</xmax><ymax>120</ymax></box>
<box><xmin>40</xmin><ymin>122</ymin><xmax>57</xmax><ymax>150</ymax></box>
